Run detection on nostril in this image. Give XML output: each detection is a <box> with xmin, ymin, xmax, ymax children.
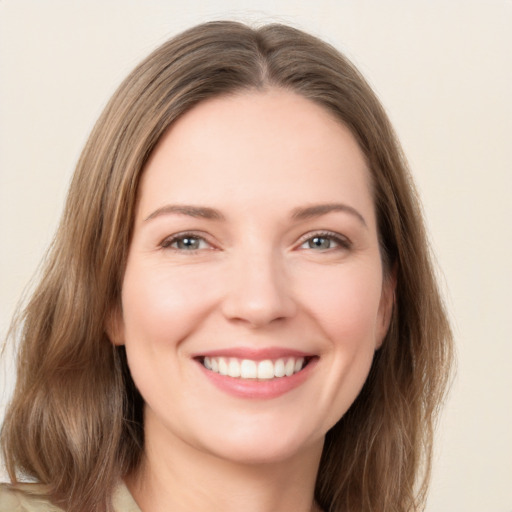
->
<box><xmin>222</xmin><ymin>295</ymin><xmax>298</xmax><ymax>328</ymax></box>
<box><xmin>220</xmin><ymin>265</ymin><xmax>297</xmax><ymax>327</ymax></box>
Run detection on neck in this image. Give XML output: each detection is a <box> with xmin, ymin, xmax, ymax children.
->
<box><xmin>127</xmin><ymin>417</ymin><xmax>324</xmax><ymax>512</ymax></box>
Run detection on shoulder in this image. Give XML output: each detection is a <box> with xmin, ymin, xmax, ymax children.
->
<box><xmin>112</xmin><ymin>482</ymin><xmax>141</xmax><ymax>512</ymax></box>
<box><xmin>0</xmin><ymin>483</ymin><xmax>64</xmax><ymax>512</ymax></box>
<box><xmin>0</xmin><ymin>481</ymin><xmax>140</xmax><ymax>512</ymax></box>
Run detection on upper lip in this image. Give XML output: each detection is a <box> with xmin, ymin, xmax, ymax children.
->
<box><xmin>193</xmin><ymin>347</ymin><xmax>316</xmax><ymax>361</ymax></box>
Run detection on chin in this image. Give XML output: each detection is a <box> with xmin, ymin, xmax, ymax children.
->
<box><xmin>214</xmin><ymin>442</ymin><xmax>319</xmax><ymax>467</ymax></box>
<box><xmin>193</xmin><ymin>422</ymin><xmax>325</xmax><ymax>467</ymax></box>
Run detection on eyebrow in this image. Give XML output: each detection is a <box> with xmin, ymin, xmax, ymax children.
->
<box><xmin>291</xmin><ymin>203</ymin><xmax>367</xmax><ymax>227</ymax></box>
<box><xmin>144</xmin><ymin>202</ymin><xmax>367</xmax><ymax>227</ymax></box>
<box><xmin>144</xmin><ymin>205</ymin><xmax>225</xmax><ymax>222</ymax></box>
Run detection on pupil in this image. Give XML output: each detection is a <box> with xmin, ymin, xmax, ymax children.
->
<box><xmin>310</xmin><ymin>237</ymin><xmax>330</xmax><ymax>249</ymax></box>
<box><xmin>179</xmin><ymin>237</ymin><xmax>199</xmax><ymax>250</ymax></box>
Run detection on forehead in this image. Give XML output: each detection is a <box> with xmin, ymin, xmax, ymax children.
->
<box><xmin>138</xmin><ymin>89</ymin><xmax>375</xmax><ymax>225</ymax></box>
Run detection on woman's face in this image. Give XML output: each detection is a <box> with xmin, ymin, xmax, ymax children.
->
<box><xmin>109</xmin><ymin>89</ymin><xmax>394</xmax><ymax>465</ymax></box>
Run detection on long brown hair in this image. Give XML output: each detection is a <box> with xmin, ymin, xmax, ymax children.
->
<box><xmin>1</xmin><ymin>21</ymin><xmax>453</xmax><ymax>512</ymax></box>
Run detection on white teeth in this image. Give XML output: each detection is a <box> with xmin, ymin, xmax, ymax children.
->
<box><xmin>240</xmin><ymin>359</ymin><xmax>257</xmax><ymax>378</ymax></box>
<box><xmin>202</xmin><ymin>356</ymin><xmax>308</xmax><ymax>380</ymax></box>
<box><xmin>257</xmin><ymin>360</ymin><xmax>274</xmax><ymax>380</ymax></box>
<box><xmin>285</xmin><ymin>358</ymin><xmax>295</xmax><ymax>376</ymax></box>
<box><xmin>228</xmin><ymin>358</ymin><xmax>240</xmax><ymax>378</ymax></box>
<box><xmin>218</xmin><ymin>358</ymin><xmax>228</xmax><ymax>376</ymax></box>
<box><xmin>274</xmin><ymin>358</ymin><xmax>286</xmax><ymax>377</ymax></box>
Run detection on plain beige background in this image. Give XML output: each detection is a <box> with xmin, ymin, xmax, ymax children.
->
<box><xmin>1</xmin><ymin>1</ymin><xmax>511</xmax><ymax>510</ymax></box>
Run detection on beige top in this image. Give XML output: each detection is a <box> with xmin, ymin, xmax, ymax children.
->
<box><xmin>0</xmin><ymin>481</ymin><xmax>141</xmax><ymax>512</ymax></box>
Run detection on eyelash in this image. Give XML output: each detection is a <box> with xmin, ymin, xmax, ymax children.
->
<box><xmin>297</xmin><ymin>231</ymin><xmax>352</xmax><ymax>251</ymax></box>
<box><xmin>160</xmin><ymin>230</ymin><xmax>351</xmax><ymax>253</ymax></box>
<box><xmin>160</xmin><ymin>232</ymin><xmax>214</xmax><ymax>252</ymax></box>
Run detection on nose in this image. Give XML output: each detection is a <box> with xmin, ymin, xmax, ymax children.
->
<box><xmin>221</xmin><ymin>248</ymin><xmax>297</xmax><ymax>328</ymax></box>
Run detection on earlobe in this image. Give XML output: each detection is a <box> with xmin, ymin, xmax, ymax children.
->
<box><xmin>105</xmin><ymin>306</ymin><xmax>125</xmax><ymax>346</ymax></box>
<box><xmin>376</xmin><ymin>265</ymin><xmax>397</xmax><ymax>349</ymax></box>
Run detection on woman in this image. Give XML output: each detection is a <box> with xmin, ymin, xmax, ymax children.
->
<box><xmin>0</xmin><ymin>21</ymin><xmax>453</xmax><ymax>512</ymax></box>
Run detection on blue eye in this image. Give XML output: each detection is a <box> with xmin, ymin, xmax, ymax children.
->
<box><xmin>175</xmin><ymin>236</ymin><xmax>202</xmax><ymax>250</ymax></box>
<box><xmin>162</xmin><ymin>234</ymin><xmax>210</xmax><ymax>251</ymax></box>
<box><xmin>299</xmin><ymin>232</ymin><xmax>350</xmax><ymax>251</ymax></box>
<box><xmin>305</xmin><ymin>236</ymin><xmax>334</xmax><ymax>250</ymax></box>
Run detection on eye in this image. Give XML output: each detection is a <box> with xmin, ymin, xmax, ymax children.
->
<box><xmin>161</xmin><ymin>233</ymin><xmax>211</xmax><ymax>251</ymax></box>
<box><xmin>298</xmin><ymin>232</ymin><xmax>350</xmax><ymax>251</ymax></box>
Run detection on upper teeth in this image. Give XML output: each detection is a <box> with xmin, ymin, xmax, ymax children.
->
<box><xmin>203</xmin><ymin>356</ymin><xmax>305</xmax><ymax>380</ymax></box>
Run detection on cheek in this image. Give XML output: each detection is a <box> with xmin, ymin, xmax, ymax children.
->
<box><xmin>295</xmin><ymin>264</ymin><xmax>383</xmax><ymax>427</ymax></box>
<box><xmin>296</xmin><ymin>262</ymin><xmax>383</xmax><ymax>345</ymax></box>
<box><xmin>120</xmin><ymin>262</ymin><xmax>219</xmax><ymax>346</ymax></box>
<box><xmin>119</xmin><ymin>263</ymin><xmax>222</xmax><ymax>415</ymax></box>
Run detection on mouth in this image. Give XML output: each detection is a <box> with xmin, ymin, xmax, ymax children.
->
<box><xmin>197</xmin><ymin>355</ymin><xmax>314</xmax><ymax>380</ymax></box>
<box><xmin>193</xmin><ymin>349</ymin><xmax>318</xmax><ymax>399</ymax></box>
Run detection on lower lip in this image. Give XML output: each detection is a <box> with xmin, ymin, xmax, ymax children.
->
<box><xmin>196</xmin><ymin>358</ymin><xmax>318</xmax><ymax>399</ymax></box>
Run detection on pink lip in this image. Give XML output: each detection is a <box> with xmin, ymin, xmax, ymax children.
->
<box><xmin>194</xmin><ymin>347</ymin><xmax>314</xmax><ymax>361</ymax></box>
<box><xmin>195</xmin><ymin>355</ymin><xmax>318</xmax><ymax>400</ymax></box>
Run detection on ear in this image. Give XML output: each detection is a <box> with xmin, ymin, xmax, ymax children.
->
<box><xmin>105</xmin><ymin>305</ymin><xmax>125</xmax><ymax>346</ymax></box>
<box><xmin>375</xmin><ymin>264</ymin><xmax>397</xmax><ymax>349</ymax></box>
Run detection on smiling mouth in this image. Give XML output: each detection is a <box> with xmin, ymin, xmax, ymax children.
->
<box><xmin>197</xmin><ymin>356</ymin><xmax>314</xmax><ymax>380</ymax></box>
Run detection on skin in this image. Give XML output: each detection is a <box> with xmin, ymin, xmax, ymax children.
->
<box><xmin>108</xmin><ymin>89</ymin><xmax>394</xmax><ymax>512</ymax></box>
